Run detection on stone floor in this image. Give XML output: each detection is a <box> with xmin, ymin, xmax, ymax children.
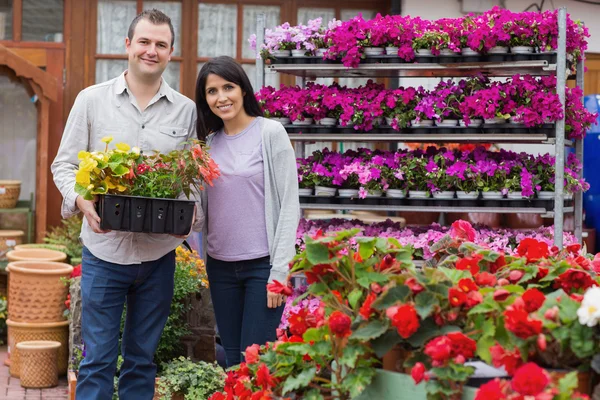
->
<box><xmin>0</xmin><ymin>346</ymin><xmax>69</xmax><ymax>400</ymax></box>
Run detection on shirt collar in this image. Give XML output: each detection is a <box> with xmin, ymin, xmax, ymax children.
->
<box><xmin>114</xmin><ymin>70</ymin><xmax>175</xmax><ymax>104</ymax></box>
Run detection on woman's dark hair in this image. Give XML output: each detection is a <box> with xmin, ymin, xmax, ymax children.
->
<box><xmin>195</xmin><ymin>56</ymin><xmax>263</xmax><ymax>140</ymax></box>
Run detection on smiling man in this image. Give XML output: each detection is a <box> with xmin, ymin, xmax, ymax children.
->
<box><xmin>51</xmin><ymin>9</ymin><xmax>198</xmax><ymax>400</ymax></box>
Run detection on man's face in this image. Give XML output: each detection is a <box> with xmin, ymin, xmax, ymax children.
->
<box><xmin>126</xmin><ymin>19</ymin><xmax>173</xmax><ymax>80</ymax></box>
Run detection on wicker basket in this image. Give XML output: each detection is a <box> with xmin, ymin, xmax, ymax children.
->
<box><xmin>7</xmin><ymin>319</ymin><xmax>69</xmax><ymax>378</ymax></box>
<box><xmin>0</xmin><ymin>230</ymin><xmax>24</xmax><ymax>257</ymax></box>
<box><xmin>0</xmin><ymin>180</ymin><xmax>21</xmax><ymax>209</ymax></box>
<box><xmin>6</xmin><ymin>248</ymin><xmax>67</xmax><ymax>263</ymax></box>
<box><xmin>6</xmin><ymin>261</ymin><xmax>73</xmax><ymax>323</ymax></box>
<box><xmin>16</xmin><ymin>340</ymin><xmax>61</xmax><ymax>388</ymax></box>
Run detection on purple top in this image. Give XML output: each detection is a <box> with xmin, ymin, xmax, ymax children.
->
<box><xmin>205</xmin><ymin>117</ymin><xmax>270</xmax><ymax>261</ymax></box>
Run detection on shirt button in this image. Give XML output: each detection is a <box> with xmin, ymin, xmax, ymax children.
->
<box><xmin>142</xmin><ymin>125</ymin><xmax>145</xmax><ymax>129</ymax></box>
<box><xmin>172</xmin><ymin>131</ymin><xmax>176</xmax><ymax>135</ymax></box>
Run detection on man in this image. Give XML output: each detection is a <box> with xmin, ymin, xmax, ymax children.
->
<box><xmin>51</xmin><ymin>9</ymin><xmax>198</xmax><ymax>400</ymax></box>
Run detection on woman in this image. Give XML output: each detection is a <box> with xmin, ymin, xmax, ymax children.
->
<box><xmin>195</xmin><ymin>56</ymin><xmax>300</xmax><ymax>367</ymax></box>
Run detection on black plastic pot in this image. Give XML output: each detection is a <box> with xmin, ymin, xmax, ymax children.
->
<box><xmin>97</xmin><ymin>194</ymin><xmax>195</xmax><ymax>235</ymax></box>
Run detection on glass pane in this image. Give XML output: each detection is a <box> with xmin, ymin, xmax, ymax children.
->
<box><xmin>0</xmin><ymin>0</ymin><xmax>13</xmax><ymax>41</ymax></box>
<box><xmin>22</xmin><ymin>0</ymin><xmax>63</xmax><ymax>42</ymax></box>
<box><xmin>242</xmin><ymin>5</ymin><xmax>279</xmax><ymax>59</ymax></box>
<box><xmin>162</xmin><ymin>61</ymin><xmax>180</xmax><ymax>91</ymax></box>
<box><xmin>95</xmin><ymin>59</ymin><xmax>128</xmax><ymax>83</ymax></box>
<box><xmin>242</xmin><ymin>63</ymin><xmax>279</xmax><ymax>94</ymax></box>
<box><xmin>143</xmin><ymin>1</ymin><xmax>182</xmax><ymax>56</ymax></box>
<box><xmin>340</xmin><ymin>9</ymin><xmax>377</xmax><ymax>21</ymax></box>
<box><xmin>338</xmin><ymin>77</ymin><xmax>371</xmax><ymax>88</ymax></box>
<box><xmin>0</xmin><ymin>75</ymin><xmax>37</xmax><ymax>200</ymax></box>
<box><xmin>297</xmin><ymin>7</ymin><xmax>334</xmax><ymax>25</ymax></box>
<box><xmin>97</xmin><ymin>0</ymin><xmax>137</xmax><ymax>54</ymax></box>
<box><xmin>198</xmin><ymin>3</ymin><xmax>236</xmax><ymax>58</ymax></box>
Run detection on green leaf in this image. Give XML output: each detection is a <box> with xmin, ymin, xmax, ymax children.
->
<box><xmin>414</xmin><ymin>291</ymin><xmax>439</xmax><ymax>319</ymax></box>
<box><xmin>370</xmin><ymin>330</ymin><xmax>402</xmax><ymax>358</ymax></box>
<box><xmin>558</xmin><ymin>371</ymin><xmax>578</xmax><ymax>394</ymax></box>
<box><xmin>570</xmin><ymin>323</ymin><xmax>596</xmax><ymax>359</ymax></box>
<box><xmin>438</xmin><ymin>267</ymin><xmax>469</xmax><ymax>284</ymax></box>
<box><xmin>468</xmin><ymin>300</ymin><xmax>500</xmax><ymax>315</ymax></box>
<box><xmin>74</xmin><ymin>183</ymin><xmax>93</xmax><ymax>200</ymax></box>
<box><xmin>110</xmin><ymin>164</ymin><xmax>129</xmax><ymax>176</ymax></box>
<box><xmin>476</xmin><ymin>335</ymin><xmax>496</xmax><ymax>364</ymax></box>
<box><xmin>302</xmin><ymin>389</ymin><xmax>325</xmax><ymax>400</ymax></box>
<box><xmin>356</xmin><ymin>238</ymin><xmax>376</xmax><ymax>260</ymax></box>
<box><xmin>372</xmin><ymin>285</ymin><xmax>409</xmax><ymax>310</ymax></box>
<box><xmin>339</xmin><ymin>343</ymin><xmax>368</xmax><ymax>368</ymax></box>
<box><xmin>341</xmin><ymin>367</ymin><xmax>376</xmax><ymax>398</ymax></box>
<box><xmin>351</xmin><ymin>320</ymin><xmax>390</xmax><ymax>341</ymax></box>
<box><xmin>303</xmin><ymin>327</ymin><xmax>325</xmax><ymax>343</ymax></box>
<box><xmin>407</xmin><ymin>318</ymin><xmax>443</xmax><ymax>348</ymax></box>
<box><xmin>482</xmin><ymin>318</ymin><xmax>496</xmax><ymax>338</ymax></box>
<box><xmin>305</xmin><ymin>242</ymin><xmax>331</xmax><ymax>264</ymax></box>
<box><xmin>348</xmin><ymin>289</ymin><xmax>364</xmax><ymax>310</ymax></box>
<box><xmin>282</xmin><ymin>367</ymin><xmax>317</xmax><ymax>395</ymax></box>
<box><xmin>357</xmin><ymin>272</ymin><xmax>389</xmax><ymax>289</ymax></box>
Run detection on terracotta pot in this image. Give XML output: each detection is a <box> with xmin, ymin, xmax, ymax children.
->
<box><xmin>6</xmin><ymin>261</ymin><xmax>73</xmax><ymax>323</ymax></box>
<box><xmin>6</xmin><ymin>248</ymin><xmax>67</xmax><ymax>263</ymax></box>
<box><xmin>7</xmin><ymin>319</ymin><xmax>69</xmax><ymax>378</ymax></box>
<box><xmin>14</xmin><ymin>244</ymin><xmax>68</xmax><ymax>252</ymax></box>
<box><xmin>16</xmin><ymin>340</ymin><xmax>61</xmax><ymax>388</ymax></box>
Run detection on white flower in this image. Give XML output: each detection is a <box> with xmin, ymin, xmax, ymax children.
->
<box><xmin>577</xmin><ymin>286</ymin><xmax>600</xmax><ymax>327</ymax></box>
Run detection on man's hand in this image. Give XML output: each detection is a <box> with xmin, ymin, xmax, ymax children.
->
<box><xmin>76</xmin><ymin>195</ymin><xmax>110</xmax><ymax>233</ymax></box>
<box><xmin>267</xmin><ymin>290</ymin><xmax>286</xmax><ymax>309</ymax></box>
<box><xmin>170</xmin><ymin>205</ymin><xmax>197</xmax><ymax>239</ymax></box>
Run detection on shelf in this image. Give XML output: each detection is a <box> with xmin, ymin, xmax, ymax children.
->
<box><xmin>300</xmin><ymin>203</ymin><xmax>573</xmax><ymax>217</ymax></box>
<box><xmin>0</xmin><ymin>200</ymin><xmax>32</xmax><ymax>213</ymax></box>
<box><xmin>288</xmin><ymin>132</ymin><xmax>570</xmax><ymax>145</ymax></box>
<box><xmin>267</xmin><ymin>60</ymin><xmax>557</xmax><ymax>78</ymax></box>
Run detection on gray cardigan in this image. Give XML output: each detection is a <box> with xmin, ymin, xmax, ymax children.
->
<box><xmin>200</xmin><ymin>117</ymin><xmax>300</xmax><ymax>283</ymax></box>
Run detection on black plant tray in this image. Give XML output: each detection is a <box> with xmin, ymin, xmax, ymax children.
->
<box><xmin>285</xmin><ymin>123</ymin><xmax>556</xmax><ymax>135</ymax></box>
<box><xmin>97</xmin><ymin>194</ymin><xmax>195</xmax><ymax>235</ymax></box>
<box><xmin>269</xmin><ymin>52</ymin><xmax>559</xmax><ymax>66</ymax></box>
<box><xmin>299</xmin><ymin>195</ymin><xmax>570</xmax><ymax>210</ymax></box>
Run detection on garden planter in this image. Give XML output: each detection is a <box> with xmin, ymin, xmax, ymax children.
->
<box><xmin>291</xmin><ymin>118</ymin><xmax>313</xmax><ymax>126</ymax></box>
<box><xmin>273</xmin><ymin>49</ymin><xmax>291</xmax><ymax>57</ymax></box>
<box><xmin>16</xmin><ymin>340</ymin><xmax>61</xmax><ymax>388</ymax></box>
<box><xmin>364</xmin><ymin>47</ymin><xmax>384</xmax><ymax>56</ymax></box>
<box><xmin>298</xmin><ymin>188</ymin><xmax>313</xmax><ymax>196</ymax></box>
<box><xmin>0</xmin><ymin>180</ymin><xmax>21</xmax><ymax>208</ymax></box>
<box><xmin>437</xmin><ymin>119</ymin><xmax>458</xmax><ymax>127</ymax></box>
<box><xmin>411</xmin><ymin>119</ymin><xmax>434</xmax><ymax>127</ymax></box>
<box><xmin>6</xmin><ymin>248</ymin><xmax>67</xmax><ymax>263</ymax></box>
<box><xmin>511</xmin><ymin>46</ymin><xmax>534</xmax><ymax>54</ymax></box>
<box><xmin>314</xmin><ymin>186</ymin><xmax>336</xmax><ymax>197</ymax></box>
<box><xmin>456</xmin><ymin>191</ymin><xmax>479</xmax><ymax>200</ymax></box>
<box><xmin>385</xmin><ymin>189</ymin><xmax>406</xmax><ymax>199</ymax></box>
<box><xmin>269</xmin><ymin>117</ymin><xmax>290</xmax><ymax>125</ymax></box>
<box><xmin>459</xmin><ymin>119</ymin><xmax>483</xmax><ymax>127</ymax></box>
<box><xmin>0</xmin><ymin>230</ymin><xmax>24</xmax><ymax>262</ymax></box>
<box><xmin>316</xmin><ymin>48</ymin><xmax>327</xmax><ymax>57</ymax></box>
<box><xmin>97</xmin><ymin>194</ymin><xmax>195</xmax><ymax>235</ymax></box>
<box><xmin>481</xmin><ymin>191</ymin><xmax>504</xmax><ymax>200</ymax></box>
<box><xmin>13</xmin><ymin>243</ymin><xmax>67</xmax><ymax>252</ymax></box>
<box><xmin>317</xmin><ymin>117</ymin><xmax>337</xmax><ymax>126</ymax></box>
<box><xmin>461</xmin><ymin>47</ymin><xmax>480</xmax><ymax>62</ymax></box>
<box><xmin>408</xmin><ymin>190</ymin><xmax>429</xmax><ymax>199</ymax></box>
<box><xmin>432</xmin><ymin>191</ymin><xmax>455</xmax><ymax>200</ymax></box>
<box><xmin>338</xmin><ymin>189</ymin><xmax>359</xmax><ymax>198</ymax></box>
<box><xmin>385</xmin><ymin>46</ymin><xmax>399</xmax><ymax>55</ymax></box>
<box><xmin>7</xmin><ymin>319</ymin><xmax>69</xmax><ymax>377</ymax></box>
<box><xmin>6</xmin><ymin>261</ymin><xmax>73</xmax><ymax>323</ymax></box>
<box><xmin>537</xmin><ymin>191</ymin><xmax>554</xmax><ymax>200</ymax></box>
<box><xmin>385</xmin><ymin>117</ymin><xmax>395</xmax><ymax>126</ymax></box>
<box><xmin>415</xmin><ymin>48</ymin><xmax>432</xmax><ymax>56</ymax></box>
<box><xmin>291</xmin><ymin>49</ymin><xmax>308</xmax><ymax>57</ymax></box>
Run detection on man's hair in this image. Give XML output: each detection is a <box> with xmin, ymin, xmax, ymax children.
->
<box><xmin>127</xmin><ymin>9</ymin><xmax>175</xmax><ymax>47</ymax></box>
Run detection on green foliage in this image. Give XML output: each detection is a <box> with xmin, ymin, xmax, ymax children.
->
<box><xmin>43</xmin><ymin>215</ymin><xmax>83</xmax><ymax>265</ymax></box>
<box><xmin>156</xmin><ymin>357</ymin><xmax>225</xmax><ymax>400</ymax></box>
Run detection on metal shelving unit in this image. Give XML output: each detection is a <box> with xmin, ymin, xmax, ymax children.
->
<box><xmin>256</xmin><ymin>7</ymin><xmax>584</xmax><ymax>247</ymax></box>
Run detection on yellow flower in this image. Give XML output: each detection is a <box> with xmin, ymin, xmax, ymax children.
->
<box><xmin>115</xmin><ymin>143</ymin><xmax>131</xmax><ymax>153</ymax></box>
<box><xmin>78</xmin><ymin>151</ymin><xmax>91</xmax><ymax>160</ymax></box>
<box><xmin>101</xmin><ymin>136</ymin><xmax>113</xmax><ymax>144</ymax></box>
<box><xmin>87</xmin><ymin>184</ymin><xmax>94</xmax><ymax>190</ymax></box>
<box><xmin>75</xmin><ymin>169</ymin><xmax>91</xmax><ymax>185</ymax></box>
<box><xmin>102</xmin><ymin>177</ymin><xmax>117</xmax><ymax>189</ymax></box>
<box><xmin>79</xmin><ymin>158</ymin><xmax>98</xmax><ymax>172</ymax></box>
<box><xmin>116</xmin><ymin>184</ymin><xmax>127</xmax><ymax>192</ymax></box>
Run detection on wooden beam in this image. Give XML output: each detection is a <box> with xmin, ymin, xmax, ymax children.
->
<box><xmin>13</xmin><ymin>0</ymin><xmax>22</xmax><ymax>42</ymax></box>
<box><xmin>35</xmin><ymin>96</ymin><xmax>50</xmax><ymax>242</ymax></box>
<box><xmin>0</xmin><ymin>44</ymin><xmax>58</xmax><ymax>101</ymax></box>
<box><xmin>9</xmin><ymin>48</ymin><xmax>47</xmax><ymax>67</ymax></box>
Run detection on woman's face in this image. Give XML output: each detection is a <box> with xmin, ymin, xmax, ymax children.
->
<box><xmin>204</xmin><ymin>73</ymin><xmax>247</xmax><ymax>123</ymax></box>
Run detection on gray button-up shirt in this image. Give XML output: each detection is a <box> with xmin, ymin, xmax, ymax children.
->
<box><xmin>51</xmin><ymin>71</ymin><xmax>199</xmax><ymax>264</ymax></box>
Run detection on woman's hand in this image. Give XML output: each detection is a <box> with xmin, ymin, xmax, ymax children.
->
<box><xmin>267</xmin><ymin>290</ymin><xmax>286</xmax><ymax>308</ymax></box>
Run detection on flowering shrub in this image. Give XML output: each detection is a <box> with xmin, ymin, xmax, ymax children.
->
<box><xmin>74</xmin><ymin>137</ymin><xmax>220</xmax><ymax>200</ymax></box>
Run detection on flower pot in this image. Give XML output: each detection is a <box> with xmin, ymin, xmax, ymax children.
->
<box><xmin>459</xmin><ymin>119</ymin><xmax>483</xmax><ymax>127</ymax></box>
<box><xmin>6</xmin><ymin>261</ymin><xmax>73</xmax><ymax>323</ymax></box>
<box><xmin>411</xmin><ymin>119</ymin><xmax>434</xmax><ymax>127</ymax></box>
<box><xmin>373</xmin><ymin>116</ymin><xmax>384</xmax><ymax>126</ymax></box>
<box><xmin>507</xmin><ymin>192</ymin><xmax>525</xmax><ymax>200</ymax></box>
<box><xmin>97</xmin><ymin>194</ymin><xmax>195</xmax><ymax>235</ymax></box>
<box><xmin>291</xmin><ymin>118</ymin><xmax>313</xmax><ymax>126</ymax></box>
<box><xmin>488</xmin><ymin>46</ymin><xmax>509</xmax><ymax>54</ymax></box>
<box><xmin>382</xmin><ymin>345</ymin><xmax>411</xmax><ymax>373</ymax></box>
<box><xmin>316</xmin><ymin>48</ymin><xmax>327</xmax><ymax>57</ymax></box>
<box><xmin>6</xmin><ymin>248</ymin><xmax>67</xmax><ymax>263</ymax></box>
<box><xmin>537</xmin><ymin>191</ymin><xmax>554</xmax><ymax>200</ymax></box>
<box><xmin>269</xmin><ymin>117</ymin><xmax>290</xmax><ymax>125</ymax></box>
<box><xmin>481</xmin><ymin>191</ymin><xmax>504</xmax><ymax>200</ymax></box>
<box><xmin>0</xmin><ymin>230</ymin><xmax>24</xmax><ymax>263</ymax></box>
<box><xmin>386</xmin><ymin>189</ymin><xmax>406</xmax><ymax>199</ymax></box>
<box><xmin>415</xmin><ymin>49</ymin><xmax>432</xmax><ymax>56</ymax></box>
<box><xmin>484</xmin><ymin>117</ymin><xmax>507</xmax><ymax>125</ymax></box>
<box><xmin>0</xmin><ymin>180</ymin><xmax>21</xmax><ymax>209</ymax></box>
<box><xmin>461</xmin><ymin>48</ymin><xmax>479</xmax><ymax>56</ymax></box>
<box><xmin>385</xmin><ymin>46</ymin><xmax>399</xmax><ymax>55</ymax></box>
<box><xmin>16</xmin><ymin>340</ymin><xmax>61</xmax><ymax>388</ymax></box>
<box><xmin>338</xmin><ymin>189</ymin><xmax>359</xmax><ymax>198</ymax></box>
<box><xmin>273</xmin><ymin>49</ymin><xmax>291</xmax><ymax>57</ymax></box>
<box><xmin>7</xmin><ymin>319</ymin><xmax>69</xmax><ymax>378</ymax></box>
<box><xmin>13</xmin><ymin>244</ymin><xmax>67</xmax><ymax>252</ymax></box>
<box><xmin>439</xmin><ymin>49</ymin><xmax>456</xmax><ymax>56</ymax></box>
<box><xmin>314</xmin><ymin>186</ymin><xmax>336</xmax><ymax>197</ymax></box>
<box><xmin>437</xmin><ymin>119</ymin><xmax>458</xmax><ymax>127</ymax></box>
<box><xmin>364</xmin><ymin>47</ymin><xmax>384</xmax><ymax>57</ymax></box>
<box><xmin>511</xmin><ymin>46</ymin><xmax>534</xmax><ymax>54</ymax></box>
<box><xmin>432</xmin><ymin>191</ymin><xmax>455</xmax><ymax>200</ymax></box>
<box><xmin>298</xmin><ymin>188</ymin><xmax>313</xmax><ymax>196</ymax></box>
<box><xmin>548</xmin><ymin>370</ymin><xmax>591</xmax><ymax>395</ymax></box>
<box><xmin>317</xmin><ymin>117</ymin><xmax>337</xmax><ymax>126</ymax></box>
<box><xmin>409</xmin><ymin>190</ymin><xmax>429</xmax><ymax>199</ymax></box>
<box><xmin>385</xmin><ymin>117</ymin><xmax>395</xmax><ymax>126</ymax></box>
<box><xmin>291</xmin><ymin>49</ymin><xmax>308</xmax><ymax>57</ymax></box>
<box><xmin>365</xmin><ymin>190</ymin><xmax>383</xmax><ymax>197</ymax></box>
<box><xmin>456</xmin><ymin>191</ymin><xmax>479</xmax><ymax>200</ymax></box>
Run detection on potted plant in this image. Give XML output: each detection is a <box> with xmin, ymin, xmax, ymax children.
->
<box><xmin>155</xmin><ymin>357</ymin><xmax>226</xmax><ymax>400</ymax></box>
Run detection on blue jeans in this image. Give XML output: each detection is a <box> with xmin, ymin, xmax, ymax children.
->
<box><xmin>206</xmin><ymin>254</ymin><xmax>284</xmax><ymax>367</ymax></box>
<box><xmin>77</xmin><ymin>246</ymin><xmax>175</xmax><ymax>400</ymax></box>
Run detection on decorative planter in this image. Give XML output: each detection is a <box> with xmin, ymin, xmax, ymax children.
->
<box><xmin>459</xmin><ymin>119</ymin><xmax>483</xmax><ymax>127</ymax></box>
<box><xmin>456</xmin><ymin>191</ymin><xmax>479</xmax><ymax>200</ymax></box>
<box><xmin>437</xmin><ymin>119</ymin><xmax>458</xmax><ymax>127</ymax></box>
<box><xmin>415</xmin><ymin>49</ymin><xmax>432</xmax><ymax>56</ymax></box>
<box><xmin>17</xmin><ymin>340</ymin><xmax>61</xmax><ymax>388</ymax></box>
<box><xmin>291</xmin><ymin>49</ymin><xmax>308</xmax><ymax>57</ymax></box>
<box><xmin>316</xmin><ymin>48</ymin><xmax>327</xmax><ymax>57</ymax></box>
<box><xmin>269</xmin><ymin>117</ymin><xmax>290</xmax><ymax>125</ymax></box>
<box><xmin>291</xmin><ymin>118</ymin><xmax>313</xmax><ymax>126</ymax></box>
<box><xmin>481</xmin><ymin>191</ymin><xmax>504</xmax><ymax>200</ymax></box>
<box><xmin>432</xmin><ymin>191</ymin><xmax>455</xmax><ymax>199</ymax></box>
<box><xmin>7</xmin><ymin>319</ymin><xmax>69</xmax><ymax>377</ymax></box>
<box><xmin>273</xmin><ymin>49</ymin><xmax>291</xmax><ymax>57</ymax></box>
<box><xmin>338</xmin><ymin>189</ymin><xmax>359</xmax><ymax>198</ymax></box>
<box><xmin>97</xmin><ymin>194</ymin><xmax>195</xmax><ymax>235</ymax></box>
<box><xmin>537</xmin><ymin>191</ymin><xmax>554</xmax><ymax>200</ymax></box>
<box><xmin>484</xmin><ymin>117</ymin><xmax>507</xmax><ymax>125</ymax></box>
<box><xmin>511</xmin><ymin>46</ymin><xmax>534</xmax><ymax>54</ymax></box>
<box><xmin>385</xmin><ymin>46</ymin><xmax>399</xmax><ymax>55</ymax></box>
<box><xmin>409</xmin><ymin>190</ymin><xmax>429</xmax><ymax>199</ymax></box>
<box><xmin>298</xmin><ymin>188</ymin><xmax>313</xmax><ymax>196</ymax></box>
<box><xmin>6</xmin><ymin>248</ymin><xmax>67</xmax><ymax>263</ymax></box>
<box><xmin>0</xmin><ymin>230</ymin><xmax>24</xmax><ymax>262</ymax></box>
<box><xmin>488</xmin><ymin>46</ymin><xmax>509</xmax><ymax>54</ymax></box>
<box><xmin>13</xmin><ymin>243</ymin><xmax>67</xmax><ymax>252</ymax></box>
<box><xmin>364</xmin><ymin>47</ymin><xmax>384</xmax><ymax>56</ymax></box>
<box><xmin>461</xmin><ymin>48</ymin><xmax>479</xmax><ymax>56</ymax></box>
<box><xmin>0</xmin><ymin>180</ymin><xmax>21</xmax><ymax>209</ymax></box>
<box><xmin>6</xmin><ymin>261</ymin><xmax>73</xmax><ymax>323</ymax></box>
<box><xmin>317</xmin><ymin>117</ymin><xmax>337</xmax><ymax>126</ymax></box>
<box><xmin>314</xmin><ymin>186</ymin><xmax>336</xmax><ymax>197</ymax></box>
<box><xmin>386</xmin><ymin>189</ymin><xmax>406</xmax><ymax>199</ymax></box>
<box><xmin>411</xmin><ymin>119</ymin><xmax>434</xmax><ymax>127</ymax></box>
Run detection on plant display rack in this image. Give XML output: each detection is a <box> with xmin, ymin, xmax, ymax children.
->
<box><xmin>255</xmin><ymin>8</ymin><xmax>584</xmax><ymax>247</ymax></box>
